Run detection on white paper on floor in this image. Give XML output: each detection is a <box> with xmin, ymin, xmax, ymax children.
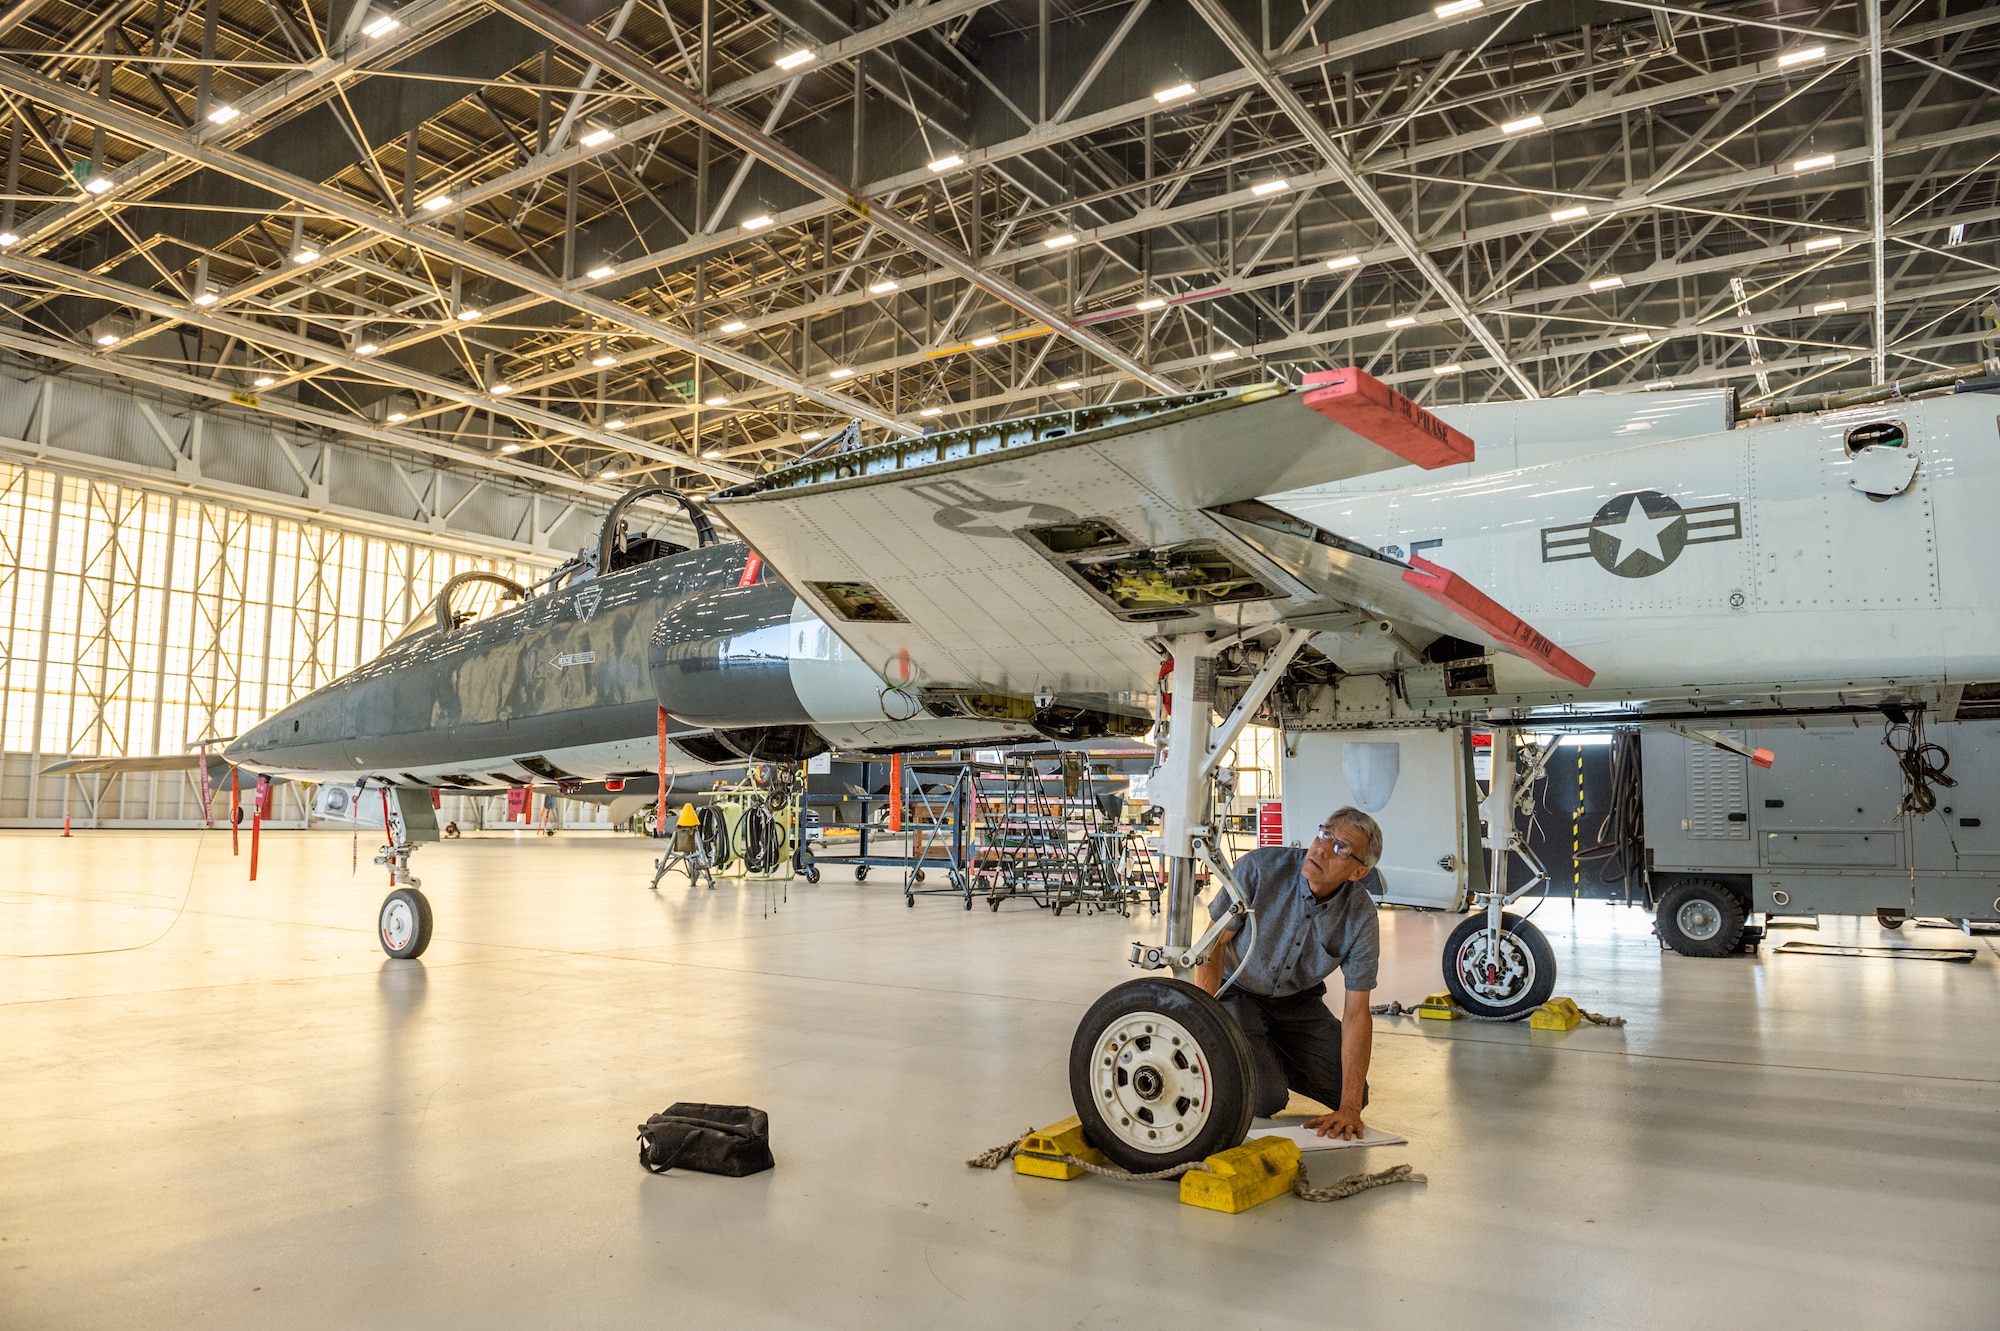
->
<box><xmin>1254</xmin><ymin>1123</ymin><xmax>1407</xmax><ymax>1152</ymax></box>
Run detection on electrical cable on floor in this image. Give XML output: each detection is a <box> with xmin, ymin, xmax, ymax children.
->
<box><xmin>2</xmin><ymin>824</ymin><xmax>210</xmax><ymax>958</ymax></box>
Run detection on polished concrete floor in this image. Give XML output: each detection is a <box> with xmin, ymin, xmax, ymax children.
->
<box><xmin>3</xmin><ymin>830</ymin><xmax>1996</xmax><ymax>1330</ymax></box>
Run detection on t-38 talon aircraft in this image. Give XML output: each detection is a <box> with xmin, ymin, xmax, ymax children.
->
<box><xmin>48</xmin><ymin>359</ymin><xmax>2000</xmax><ymax>1173</ymax></box>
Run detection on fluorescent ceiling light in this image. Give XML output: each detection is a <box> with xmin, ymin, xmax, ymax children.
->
<box><xmin>918</xmin><ymin>407</ymin><xmax>944</xmax><ymax>417</ymax></box>
<box><xmin>1549</xmin><ymin>205</ymin><xmax>1589</xmax><ymax>222</ymax></box>
<box><xmin>361</xmin><ymin>14</ymin><xmax>400</xmax><ymax>38</ymax></box>
<box><xmin>586</xmin><ymin>263</ymin><xmax>616</xmax><ymax>280</ymax></box>
<box><xmin>498</xmin><ymin>442</ymin><xmax>520</xmax><ymax>453</ymax></box>
<box><xmin>206</xmin><ymin>104</ymin><xmax>241</xmax><ymax>126</ymax></box>
<box><xmin>1792</xmin><ymin>154</ymin><xmax>1836</xmax><ymax>174</ymax></box>
<box><xmin>1056</xmin><ymin>380</ymin><xmax>1082</xmax><ymax>390</ymax></box>
<box><xmin>490</xmin><ymin>382</ymin><xmax>513</xmax><ymax>395</ymax></box>
<box><xmin>291</xmin><ymin>247</ymin><xmax>319</xmax><ymax>265</ymax></box>
<box><xmin>1804</xmin><ymin>235</ymin><xmax>1842</xmax><ymax>252</ymax></box>
<box><xmin>868</xmin><ymin>279</ymin><xmax>900</xmax><ymax>294</ymax></box>
<box><xmin>94</xmin><ymin>331</ymin><xmax>119</xmax><ymax>346</ymax></box>
<box><xmin>1433</xmin><ymin>363</ymin><xmax>1463</xmax><ymax>375</ymax></box>
<box><xmin>0</xmin><ymin>232</ymin><xmax>19</xmax><ymax>248</ymax></box>
<box><xmin>1250</xmin><ymin>178</ymin><xmax>1289</xmax><ymax>196</ymax></box>
<box><xmin>1820</xmin><ymin>352</ymin><xmax>1851</xmax><ymax>364</ymax></box>
<box><xmin>600</xmin><ymin>469</ymin><xmax>620</xmax><ymax>479</ymax></box>
<box><xmin>386</xmin><ymin>410</ymin><xmax>407</xmax><ymax>422</ymax></box>
<box><xmin>1619</xmin><ymin>332</ymin><xmax>1652</xmax><ymax>345</ymax></box>
<box><xmin>591</xmin><ymin>353</ymin><xmax>617</xmax><ymax>367</ymax></box>
<box><xmin>1154</xmin><ymin>82</ymin><xmax>1195</xmax><ymax>103</ymax></box>
<box><xmin>355</xmin><ymin>340</ymin><xmax>379</xmax><ymax>356</ymax></box>
<box><xmin>456</xmin><ymin>307</ymin><xmax>482</xmax><ymax>321</ymax></box>
<box><xmin>579</xmin><ymin>126</ymin><xmax>615</xmax><ymax>148</ymax></box>
<box><xmin>1209</xmin><ymin>349</ymin><xmax>1238</xmax><ymax>361</ymax></box>
<box><xmin>83</xmin><ymin>175</ymin><xmax>112</xmax><ymax>195</ymax></box>
<box><xmin>1646</xmin><ymin>379</ymin><xmax>1675</xmax><ymax>390</ymax></box>
<box><xmin>829</xmin><ymin>367</ymin><xmax>855</xmax><ymax>378</ymax></box>
<box><xmin>1777</xmin><ymin>46</ymin><xmax>1825</xmax><ymax>68</ymax></box>
<box><xmin>1589</xmin><ymin>275</ymin><xmax>1625</xmax><ymax>291</ymax></box>
<box><xmin>1947</xmin><ymin>223</ymin><xmax>1966</xmax><ymax>246</ymax></box>
<box><xmin>1813</xmin><ymin>299</ymin><xmax>1848</xmax><ymax>314</ymax></box>
<box><xmin>799</xmin><ymin>430</ymin><xmax>822</xmax><ymax>440</ymax></box>
<box><xmin>1325</xmin><ymin>254</ymin><xmax>1361</xmax><ymax>270</ymax></box>
<box><xmin>192</xmin><ymin>290</ymin><xmax>219</xmax><ymax>307</ymax></box>
<box><xmin>605</xmin><ymin>419</ymin><xmax>627</xmax><ymax>429</ymax></box>
<box><xmin>971</xmin><ymin>335</ymin><xmax>1000</xmax><ymax>347</ymax></box>
<box><xmin>252</xmin><ymin>374</ymin><xmax>275</xmax><ymax>387</ymax></box>
<box><xmin>1044</xmin><ymin>233</ymin><xmax>1077</xmax><ymax>249</ymax></box>
<box><xmin>1385</xmin><ymin>315</ymin><xmax>1416</xmax><ymax>328</ymax></box>
<box><xmin>421</xmin><ymin>195</ymin><xmax>451</xmax><ymax>212</ymax></box>
<box><xmin>1135</xmin><ymin>297</ymin><xmax>1165</xmax><ymax>310</ymax></box>
<box><xmin>743</xmin><ymin>214</ymin><xmax>774</xmax><ymax>230</ymax></box>
<box><xmin>718</xmin><ymin>319</ymin><xmax>747</xmax><ymax>333</ymax></box>
<box><xmin>705</xmin><ymin>396</ymin><xmax>729</xmax><ymax>407</ymax></box>
<box><xmin>775</xmin><ymin>48</ymin><xmax>816</xmax><ymax>70</ymax></box>
<box><xmin>1434</xmin><ymin>0</ymin><xmax>1484</xmax><ymax>17</ymax></box>
<box><xmin>928</xmin><ymin>154</ymin><xmax>963</xmax><ymax>173</ymax></box>
<box><xmin>1500</xmin><ymin>114</ymin><xmax>1544</xmax><ymax>135</ymax></box>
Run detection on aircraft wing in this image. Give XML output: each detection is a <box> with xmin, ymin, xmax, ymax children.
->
<box><xmin>41</xmin><ymin>753</ymin><xmax>236</xmax><ymax>776</ymax></box>
<box><xmin>715</xmin><ymin>373</ymin><xmax>1588</xmax><ymax>708</ymax></box>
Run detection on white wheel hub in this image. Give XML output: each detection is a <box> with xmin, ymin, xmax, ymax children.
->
<box><xmin>1676</xmin><ymin>898</ymin><xmax>1722</xmax><ymax>941</ymax></box>
<box><xmin>1089</xmin><ymin>1011</ymin><xmax>1212</xmax><ymax>1155</ymax></box>
<box><xmin>381</xmin><ymin>898</ymin><xmax>415</xmax><ymax>951</ymax></box>
<box><xmin>1455</xmin><ymin>929</ymin><xmax>1536</xmax><ymax>1005</ymax></box>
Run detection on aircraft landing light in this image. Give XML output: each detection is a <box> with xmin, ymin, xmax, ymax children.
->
<box><xmin>1297</xmin><ymin>368</ymin><xmax>1474</xmax><ymax>469</ymax></box>
<box><xmin>1402</xmin><ymin>554</ymin><xmax>1595</xmax><ymax>687</ymax></box>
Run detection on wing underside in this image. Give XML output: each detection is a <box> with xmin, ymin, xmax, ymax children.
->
<box><xmin>716</xmin><ymin>377</ymin><xmax>1590</xmax><ymax>706</ymax></box>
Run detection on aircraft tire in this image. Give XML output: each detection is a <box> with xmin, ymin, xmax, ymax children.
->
<box><xmin>1654</xmin><ymin>880</ymin><xmax>1747</xmax><ymax>958</ymax></box>
<box><xmin>1443</xmin><ymin>912</ymin><xmax>1556</xmax><ymax>1019</ymax></box>
<box><xmin>379</xmin><ymin>888</ymin><xmax>433</xmax><ymax>960</ymax></box>
<box><xmin>1069</xmin><ymin>977</ymin><xmax>1254</xmax><ymax>1174</ymax></box>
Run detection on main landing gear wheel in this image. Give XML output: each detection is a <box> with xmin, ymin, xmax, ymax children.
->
<box><xmin>379</xmin><ymin>888</ymin><xmax>433</xmax><ymax>960</ymax></box>
<box><xmin>1654</xmin><ymin>879</ymin><xmax>1748</xmax><ymax>957</ymax></box>
<box><xmin>1069</xmin><ymin>977</ymin><xmax>1254</xmax><ymax>1174</ymax></box>
<box><xmin>1443</xmin><ymin>912</ymin><xmax>1556</xmax><ymax>1020</ymax></box>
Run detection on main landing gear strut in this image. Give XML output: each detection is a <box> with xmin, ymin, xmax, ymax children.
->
<box><xmin>1444</xmin><ymin>726</ymin><xmax>1556</xmax><ymax>1019</ymax></box>
<box><xmin>1068</xmin><ymin>629</ymin><xmax>1309</xmax><ymax>1173</ymax></box>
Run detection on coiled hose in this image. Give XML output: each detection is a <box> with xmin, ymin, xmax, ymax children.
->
<box><xmin>740</xmin><ymin>801</ymin><xmax>788</xmax><ymax>874</ymax></box>
<box><xmin>696</xmin><ymin>804</ymin><xmax>734</xmax><ymax>869</ymax></box>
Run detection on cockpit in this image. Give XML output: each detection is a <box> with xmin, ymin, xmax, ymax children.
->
<box><xmin>389</xmin><ymin>484</ymin><xmax>721</xmax><ymax>645</ymax></box>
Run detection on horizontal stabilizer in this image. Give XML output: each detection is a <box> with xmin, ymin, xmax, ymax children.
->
<box><xmin>41</xmin><ymin>753</ymin><xmax>232</xmax><ymax>777</ymax></box>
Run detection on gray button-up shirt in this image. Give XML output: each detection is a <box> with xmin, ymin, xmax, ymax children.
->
<box><xmin>1208</xmin><ymin>846</ymin><xmax>1381</xmax><ymax>998</ymax></box>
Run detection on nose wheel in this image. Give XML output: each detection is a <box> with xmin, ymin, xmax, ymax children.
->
<box><xmin>379</xmin><ymin>887</ymin><xmax>433</xmax><ymax>959</ymax></box>
<box><xmin>1069</xmin><ymin>977</ymin><xmax>1254</xmax><ymax>1173</ymax></box>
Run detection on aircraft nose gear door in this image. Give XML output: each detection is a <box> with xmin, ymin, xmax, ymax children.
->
<box><xmin>1441</xmin><ymin>728</ymin><xmax>1557</xmax><ymax>1019</ymax></box>
<box><xmin>1069</xmin><ymin>629</ymin><xmax>1308</xmax><ymax>1171</ymax></box>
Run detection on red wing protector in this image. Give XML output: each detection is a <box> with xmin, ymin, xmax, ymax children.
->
<box><xmin>1299</xmin><ymin>368</ymin><xmax>1475</xmax><ymax>469</ymax></box>
<box><xmin>1402</xmin><ymin>554</ymin><xmax>1596</xmax><ymax>687</ymax></box>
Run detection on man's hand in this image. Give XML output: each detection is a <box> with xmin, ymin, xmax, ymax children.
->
<box><xmin>1304</xmin><ymin>1107</ymin><xmax>1365</xmax><ymax>1140</ymax></box>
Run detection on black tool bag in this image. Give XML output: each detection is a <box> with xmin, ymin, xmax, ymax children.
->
<box><xmin>637</xmin><ymin>1103</ymin><xmax>774</xmax><ymax>1177</ymax></box>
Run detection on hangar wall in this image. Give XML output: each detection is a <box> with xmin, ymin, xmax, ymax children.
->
<box><xmin>0</xmin><ymin>458</ymin><xmax>537</xmax><ymax>827</ymax></box>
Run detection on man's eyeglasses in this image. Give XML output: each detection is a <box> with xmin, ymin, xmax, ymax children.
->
<box><xmin>1315</xmin><ymin>826</ymin><xmax>1360</xmax><ymax>859</ymax></box>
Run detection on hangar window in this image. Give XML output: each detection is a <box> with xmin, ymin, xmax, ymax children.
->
<box><xmin>1844</xmin><ymin>420</ymin><xmax>1906</xmax><ymax>454</ymax></box>
<box><xmin>812</xmin><ymin>580</ymin><xmax>905</xmax><ymax>622</ymax></box>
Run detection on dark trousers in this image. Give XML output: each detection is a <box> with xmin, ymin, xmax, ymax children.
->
<box><xmin>1221</xmin><ymin>982</ymin><xmax>1365</xmax><ymax>1119</ymax></box>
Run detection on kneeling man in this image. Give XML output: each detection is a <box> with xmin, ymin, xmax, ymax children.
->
<box><xmin>1195</xmin><ymin>807</ymin><xmax>1381</xmax><ymax>1140</ymax></box>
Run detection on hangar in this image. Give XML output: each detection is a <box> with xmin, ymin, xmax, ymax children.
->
<box><xmin>2</xmin><ymin>0</ymin><xmax>1996</xmax><ymax>1325</ymax></box>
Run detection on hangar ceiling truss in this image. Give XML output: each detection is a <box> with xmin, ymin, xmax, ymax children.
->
<box><xmin>0</xmin><ymin>0</ymin><xmax>1992</xmax><ymax>512</ymax></box>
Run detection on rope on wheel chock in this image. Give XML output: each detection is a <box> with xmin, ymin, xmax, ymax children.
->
<box><xmin>968</xmin><ymin>1132</ymin><xmax>1427</xmax><ymax>1202</ymax></box>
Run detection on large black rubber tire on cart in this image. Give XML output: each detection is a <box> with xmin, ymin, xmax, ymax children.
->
<box><xmin>1654</xmin><ymin>879</ymin><xmax>1748</xmax><ymax>957</ymax></box>
<box><xmin>379</xmin><ymin>888</ymin><xmax>433</xmax><ymax>959</ymax></box>
<box><xmin>1070</xmin><ymin>977</ymin><xmax>1255</xmax><ymax>1174</ymax></box>
<box><xmin>1443</xmin><ymin>911</ymin><xmax>1556</xmax><ymax>1020</ymax></box>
